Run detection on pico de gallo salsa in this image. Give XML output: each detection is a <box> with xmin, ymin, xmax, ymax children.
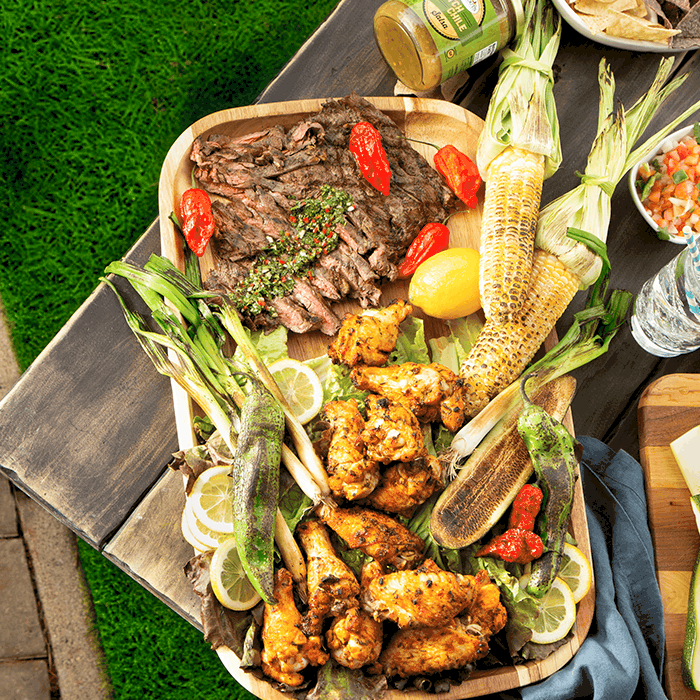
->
<box><xmin>634</xmin><ymin>124</ymin><xmax>700</xmax><ymax>240</ymax></box>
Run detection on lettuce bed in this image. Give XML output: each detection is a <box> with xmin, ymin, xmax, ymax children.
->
<box><xmin>1</xmin><ymin>0</ymin><xmax>339</xmax><ymax>697</ymax></box>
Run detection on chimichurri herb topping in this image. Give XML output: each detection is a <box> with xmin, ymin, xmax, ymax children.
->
<box><xmin>230</xmin><ymin>185</ymin><xmax>354</xmax><ymax>316</ymax></box>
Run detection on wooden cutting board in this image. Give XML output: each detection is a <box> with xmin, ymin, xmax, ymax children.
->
<box><xmin>639</xmin><ymin>373</ymin><xmax>700</xmax><ymax>700</ymax></box>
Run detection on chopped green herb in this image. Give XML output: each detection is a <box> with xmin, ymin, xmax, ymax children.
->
<box><xmin>228</xmin><ymin>185</ymin><xmax>353</xmax><ymax>316</ymax></box>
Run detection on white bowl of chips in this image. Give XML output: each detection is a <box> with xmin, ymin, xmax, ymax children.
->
<box><xmin>552</xmin><ymin>0</ymin><xmax>693</xmax><ymax>51</ymax></box>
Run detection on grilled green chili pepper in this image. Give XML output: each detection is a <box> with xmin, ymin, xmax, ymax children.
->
<box><xmin>231</xmin><ymin>371</ymin><xmax>285</xmax><ymax>604</ymax></box>
<box><xmin>517</xmin><ymin>373</ymin><xmax>578</xmax><ymax>598</ymax></box>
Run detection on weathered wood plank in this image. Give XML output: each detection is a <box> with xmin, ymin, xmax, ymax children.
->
<box><xmin>102</xmin><ymin>468</ymin><xmax>201</xmax><ymax>627</ymax></box>
<box><xmin>0</xmin><ymin>221</ymin><xmax>176</xmax><ymax>548</ymax></box>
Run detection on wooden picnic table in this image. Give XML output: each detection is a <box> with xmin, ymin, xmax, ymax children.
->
<box><xmin>1</xmin><ymin>0</ymin><xmax>699</xmax><ymax>697</ymax></box>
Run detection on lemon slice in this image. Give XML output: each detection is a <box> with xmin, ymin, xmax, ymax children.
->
<box><xmin>180</xmin><ymin>506</ymin><xmax>210</xmax><ymax>553</ymax></box>
<box><xmin>521</xmin><ymin>575</ymin><xmax>577</xmax><ymax>645</ymax></box>
<box><xmin>210</xmin><ymin>538</ymin><xmax>262</xmax><ymax>611</ymax></box>
<box><xmin>269</xmin><ymin>357</ymin><xmax>324</xmax><ymax>425</ymax></box>
<box><xmin>183</xmin><ymin>497</ymin><xmax>235</xmax><ymax>551</ymax></box>
<box><xmin>189</xmin><ymin>466</ymin><xmax>235</xmax><ymax>534</ymax></box>
<box><xmin>558</xmin><ymin>543</ymin><xmax>593</xmax><ymax>604</ymax></box>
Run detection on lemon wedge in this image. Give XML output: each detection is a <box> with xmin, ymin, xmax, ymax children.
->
<box><xmin>269</xmin><ymin>357</ymin><xmax>324</xmax><ymax>425</ymax></box>
<box><xmin>210</xmin><ymin>538</ymin><xmax>262</xmax><ymax>611</ymax></box>
<box><xmin>188</xmin><ymin>466</ymin><xmax>235</xmax><ymax>534</ymax></box>
<box><xmin>557</xmin><ymin>543</ymin><xmax>593</xmax><ymax>604</ymax></box>
<box><xmin>521</xmin><ymin>575</ymin><xmax>577</xmax><ymax>644</ymax></box>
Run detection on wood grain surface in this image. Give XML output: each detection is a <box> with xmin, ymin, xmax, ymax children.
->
<box><xmin>639</xmin><ymin>373</ymin><xmax>700</xmax><ymax>700</ymax></box>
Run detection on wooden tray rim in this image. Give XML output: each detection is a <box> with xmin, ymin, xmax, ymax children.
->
<box><xmin>157</xmin><ymin>96</ymin><xmax>595</xmax><ymax>700</ymax></box>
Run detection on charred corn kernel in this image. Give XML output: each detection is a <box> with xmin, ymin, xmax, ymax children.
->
<box><xmin>479</xmin><ymin>146</ymin><xmax>546</xmax><ymax>321</ymax></box>
<box><xmin>461</xmin><ymin>249</ymin><xmax>580</xmax><ymax>417</ymax></box>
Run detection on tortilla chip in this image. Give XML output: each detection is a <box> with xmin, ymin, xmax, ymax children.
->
<box><xmin>578</xmin><ymin>11</ymin><xmax>617</xmax><ymax>30</ymax></box>
<box><xmin>604</xmin><ymin>8</ymin><xmax>681</xmax><ymax>39</ymax></box>
<box><xmin>662</xmin><ymin>0</ymin><xmax>691</xmax><ymax>13</ymax></box>
<box><xmin>573</xmin><ymin>0</ymin><xmax>617</xmax><ymax>16</ymax></box>
<box><xmin>675</xmin><ymin>0</ymin><xmax>700</xmax><ymax>34</ymax></box>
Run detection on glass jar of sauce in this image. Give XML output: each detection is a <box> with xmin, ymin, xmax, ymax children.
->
<box><xmin>374</xmin><ymin>0</ymin><xmax>524</xmax><ymax>92</ymax></box>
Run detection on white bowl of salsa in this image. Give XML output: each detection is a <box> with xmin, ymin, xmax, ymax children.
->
<box><xmin>629</xmin><ymin>124</ymin><xmax>700</xmax><ymax>244</ymax></box>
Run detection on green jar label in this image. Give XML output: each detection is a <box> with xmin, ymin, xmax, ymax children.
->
<box><xmin>405</xmin><ymin>0</ymin><xmax>504</xmax><ymax>81</ymax></box>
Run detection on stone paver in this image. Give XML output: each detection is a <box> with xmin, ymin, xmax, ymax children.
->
<box><xmin>0</xmin><ymin>659</ymin><xmax>50</xmax><ymax>700</ymax></box>
<box><xmin>17</xmin><ymin>492</ymin><xmax>112</xmax><ymax>700</ymax></box>
<box><xmin>0</xmin><ymin>293</ymin><xmax>112</xmax><ymax>700</ymax></box>
<box><xmin>0</xmin><ymin>538</ymin><xmax>46</xmax><ymax>658</ymax></box>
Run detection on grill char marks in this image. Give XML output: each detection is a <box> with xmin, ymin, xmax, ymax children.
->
<box><xmin>192</xmin><ymin>94</ymin><xmax>456</xmax><ymax>335</ymax></box>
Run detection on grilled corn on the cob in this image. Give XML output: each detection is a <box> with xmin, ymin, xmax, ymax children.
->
<box><xmin>479</xmin><ymin>147</ymin><xmax>546</xmax><ymax>319</ymax></box>
<box><xmin>460</xmin><ymin>249</ymin><xmax>580</xmax><ymax>417</ymax></box>
<box><xmin>476</xmin><ymin>0</ymin><xmax>562</xmax><ymax>321</ymax></box>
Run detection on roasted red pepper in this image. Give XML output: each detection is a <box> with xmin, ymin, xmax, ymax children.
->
<box><xmin>476</xmin><ymin>528</ymin><xmax>544</xmax><ymax>565</ymax></box>
<box><xmin>433</xmin><ymin>145</ymin><xmax>481</xmax><ymax>209</ymax></box>
<box><xmin>180</xmin><ymin>188</ymin><xmax>215</xmax><ymax>257</ymax></box>
<box><xmin>508</xmin><ymin>483</ymin><xmax>543</xmax><ymax>532</ymax></box>
<box><xmin>349</xmin><ymin>121</ymin><xmax>391</xmax><ymax>195</ymax></box>
<box><xmin>398</xmin><ymin>216</ymin><xmax>452</xmax><ymax>278</ymax></box>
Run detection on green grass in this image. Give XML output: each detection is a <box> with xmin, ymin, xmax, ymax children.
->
<box><xmin>1</xmin><ymin>0</ymin><xmax>338</xmax><ymax>697</ymax></box>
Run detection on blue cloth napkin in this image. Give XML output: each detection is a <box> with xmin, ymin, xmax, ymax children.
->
<box><xmin>512</xmin><ymin>435</ymin><xmax>667</xmax><ymax>700</ymax></box>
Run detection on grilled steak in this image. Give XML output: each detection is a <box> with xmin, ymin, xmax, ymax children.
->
<box><xmin>192</xmin><ymin>93</ymin><xmax>457</xmax><ymax>335</ymax></box>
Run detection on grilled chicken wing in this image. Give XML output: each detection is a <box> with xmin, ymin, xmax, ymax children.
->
<box><xmin>351</xmin><ymin>361</ymin><xmax>467</xmax><ymax>431</ymax></box>
<box><xmin>322</xmin><ymin>399</ymin><xmax>380</xmax><ymax>501</ymax></box>
<box><xmin>378</xmin><ymin>618</ymin><xmax>490</xmax><ymax>678</ymax></box>
<box><xmin>465</xmin><ymin>570</ymin><xmax>508</xmax><ymax>636</ymax></box>
<box><xmin>261</xmin><ymin>568</ymin><xmax>329</xmax><ymax>687</ymax></box>
<box><xmin>327</xmin><ymin>300</ymin><xmax>412</xmax><ymax>368</ymax></box>
<box><xmin>362</xmin><ymin>394</ymin><xmax>425</xmax><ymax>464</ymax></box>
<box><xmin>296</xmin><ymin>519</ymin><xmax>360</xmax><ymax>636</ymax></box>
<box><xmin>378</xmin><ymin>569</ymin><xmax>508</xmax><ymax>677</ymax></box>
<box><xmin>326</xmin><ymin>607</ymin><xmax>383</xmax><ymax>670</ymax></box>
<box><xmin>361</xmin><ymin>558</ymin><xmax>477</xmax><ymax>629</ymax></box>
<box><xmin>320</xmin><ymin>505</ymin><xmax>425</xmax><ymax>570</ymax></box>
<box><xmin>364</xmin><ymin>454</ymin><xmax>443</xmax><ymax>518</ymax></box>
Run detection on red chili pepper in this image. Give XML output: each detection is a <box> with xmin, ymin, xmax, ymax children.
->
<box><xmin>349</xmin><ymin>121</ymin><xmax>391</xmax><ymax>195</ymax></box>
<box><xmin>476</xmin><ymin>528</ymin><xmax>544</xmax><ymax>565</ymax></box>
<box><xmin>179</xmin><ymin>188</ymin><xmax>215</xmax><ymax>257</ymax></box>
<box><xmin>507</xmin><ymin>483</ymin><xmax>543</xmax><ymax>532</ymax></box>
<box><xmin>398</xmin><ymin>216</ymin><xmax>452</xmax><ymax>278</ymax></box>
<box><xmin>433</xmin><ymin>145</ymin><xmax>481</xmax><ymax>209</ymax></box>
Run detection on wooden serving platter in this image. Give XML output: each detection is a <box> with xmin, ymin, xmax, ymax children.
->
<box><xmin>639</xmin><ymin>373</ymin><xmax>700</xmax><ymax>700</ymax></box>
<box><xmin>157</xmin><ymin>96</ymin><xmax>594</xmax><ymax>699</ymax></box>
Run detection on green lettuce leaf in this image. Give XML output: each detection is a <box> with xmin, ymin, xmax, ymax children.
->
<box><xmin>388</xmin><ymin>316</ymin><xmax>430</xmax><ymax>365</ymax></box>
<box><xmin>233</xmin><ymin>325</ymin><xmax>289</xmax><ymax>372</ymax></box>
<box><xmin>304</xmin><ymin>354</ymin><xmax>368</xmax><ymax>405</ymax></box>
<box><xmin>475</xmin><ymin>556</ymin><xmax>540</xmax><ymax>655</ymax></box>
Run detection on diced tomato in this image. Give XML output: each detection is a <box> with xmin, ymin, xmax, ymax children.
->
<box><xmin>677</xmin><ymin>142</ymin><xmax>690</xmax><ymax>160</ymax></box>
<box><xmin>647</xmin><ymin>187</ymin><xmax>662</xmax><ymax>204</ymax></box>
<box><xmin>675</xmin><ymin>180</ymin><xmax>696</xmax><ymax>199</ymax></box>
<box><xmin>666</xmin><ymin>159</ymin><xmax>680</xmax><ymax>176</ymax></box>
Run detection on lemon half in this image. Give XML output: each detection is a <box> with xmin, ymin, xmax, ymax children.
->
<box><xmin>527</xmin><ymin>576</ymin><xmax>577</xmax><ymax>645</ymax></box>
<box><xmin>558</xmin><ymin>543</ymin><xmax>593</xmax><ymax>604</ymax></box>
<box><xmin>269</xmin><ymin>357</ymin><xmax>324</xmax><ymax>425</ymax></box>
<box><xmin>210</xmin><ymin>538</ymin><xmax>262</xmax><ymax>611</ymax></box>
<box><xmin>188</xmin><ymin>466</ymin><xmax>235</xmax><ymax>534</ymax></box>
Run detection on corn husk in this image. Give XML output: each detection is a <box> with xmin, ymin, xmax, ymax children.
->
<box><xmin>476</xmin><ymin>0</ymin><xmax>562</xmax><ymax>180</ymax></box>
<box><xmin>536</xmin><ymin>57</ymin><xmax>700</xmax><ymax>288</ymax></box>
